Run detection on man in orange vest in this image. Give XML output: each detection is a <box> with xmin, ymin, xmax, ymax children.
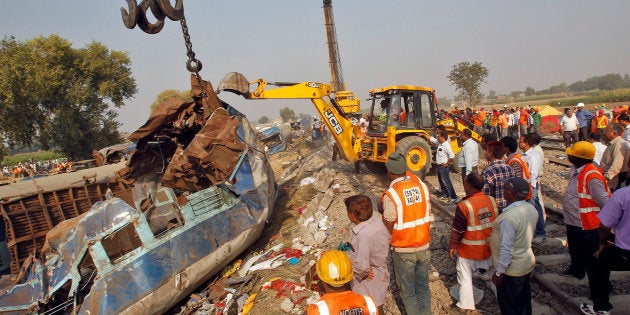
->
<box><xmin>501</xmin><ymin>136</ymin><xmax>532</xmax><ymax>200</ymax></box>
<box><xmin>305</xmin><ymin>250</ymin><xmax>379</xmax><ymax>315</ymax></box>
<box><xmin>562</xmin><ymin>141</ymin><xmax>611</xmax><ymax>280</ymax></box>
<box><xmin>594</xmin><ymin>110</ymin><xmax>608</xmax><ymax>135</ymax></box>
<box><xmin>449</xmin><ymin>173</ymin><xmax>498</xmax><ymax>311</ymax></box>
<box><xmin>382</xmin><ymin>152</ymin><xmax>432</xmax><ymax>315</ymax></box>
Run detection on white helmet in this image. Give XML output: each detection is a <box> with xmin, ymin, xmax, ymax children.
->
<box><xmin>577</xmin><ymin>102</ymin><xmax>585</xmax><ymax>107</ymax></box>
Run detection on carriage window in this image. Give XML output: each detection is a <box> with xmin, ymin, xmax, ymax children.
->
<box><xmin>101</xmin><ymin>223</ymin><xmax>142</xmax><ymax>262</ymax></box>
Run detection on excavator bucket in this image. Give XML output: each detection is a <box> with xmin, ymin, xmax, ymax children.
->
<box><xmin>217</xmin><ymin>72</ymin><xmax>250</xmax><ymax>96</ymax></box>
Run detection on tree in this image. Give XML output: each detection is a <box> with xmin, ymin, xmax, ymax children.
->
<box><xmin>258</xmin><ymin>115</ymin><xmax>270</xmax><ymax>124</ymax></box>
<box><xmin>447</xmin><ymin>61</ymin><xmax>489</xmax><ymax>108</ymax></box>
<box><xmin>0</xmin><ymin>35</ymin><xmax>136</xmax><ymax>160</ymax></box>
<box><xmin>487</xmin><ymin>90</ymin><xmax>497</xmax><ymax>100</ymax></box>
<box><xmin>510</xmin><ymin>91</ymin><xmax>522</xmax><ymax>99</ymax></box>
<box><xmin>150</xmin><ymin>89</ymin><xmax>192</xmax><ymax>112</ymax></box>
<box><xmin>524</xmin><ymin>87</ymin><xmax>535</xmax><ymax>97</ymax></box>
<box><xmin>279</xmin><ymin>107</ymin><xmax>296</xmax><ymax>122</ymax></box>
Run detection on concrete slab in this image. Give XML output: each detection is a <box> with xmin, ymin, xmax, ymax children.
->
<box><xmin>535</xmin><ymin>253</ymin><xmax>570</xmax><ymax>266</ymax></box>
<box><xmin>532</xmin><ymin>299</ymin><xmax>553</xmax><ymax>315</ymax></box>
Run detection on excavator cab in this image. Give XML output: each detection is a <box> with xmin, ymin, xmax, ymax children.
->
<box><xmin>367</xmin><ymin>88</ymin><xmax>437</xmax><ymax>134</ymax></box>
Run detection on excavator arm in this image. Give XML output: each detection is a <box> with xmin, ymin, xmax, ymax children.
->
<box><xmin>217</xmin><ymin>72</ymin><xmax>360</xmax><ymax>162</ymax></box>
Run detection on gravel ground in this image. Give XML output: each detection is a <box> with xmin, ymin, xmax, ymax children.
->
<box><xmin>175</xmin><ymin>139</ymin><xmax>575</xmax><ymax>315</ymax></box>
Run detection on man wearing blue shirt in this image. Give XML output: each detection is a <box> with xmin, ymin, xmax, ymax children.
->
<box><xmin>576</xmin><ymin>103</ymin><xmax>594</xmax><ymax>141</ymax></box>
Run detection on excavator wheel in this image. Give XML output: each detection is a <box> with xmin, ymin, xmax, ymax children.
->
<box><xmin>395</xmin><ymin>136</ymin><xmax>432</xmax><ymax>178</ymax></box>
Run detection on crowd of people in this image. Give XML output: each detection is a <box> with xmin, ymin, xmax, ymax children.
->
<box><xmin>305</xmin><ymin>102</ymin><xmax>630</xmax><ymax>315</ymax></box>
<box><xmin>1</xmin><ymin>159</ymin><xmax>72</xmax><ymax>179</ymax></box>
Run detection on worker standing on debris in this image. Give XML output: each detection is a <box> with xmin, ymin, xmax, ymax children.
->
<box><xmin>449</xmin><ymin>173</ymin><xmax>498</xmax><ymax>312</ymax></box>
<box><xmin>490</xmin><ymin>177</ymin><xmax>538</xmax><ymax>315</ymax></box>
<box><xmin>560</xmin><ymin>109</ymin><xmax>580</xmax><ymax>148</ymax></box>
<box><xmin>344</xmin><ymin>195</ymin><xmax>391</xmax><ymax>314</ymax></box>
<box><xmin>600</xmin><ymin>123</ymin><xmax>630</xmax><ymax>191</ymax></box>
<box><xmin>305</xmin><ymin>250</ymin><xmax>378</xmax><ymax>315</ymax></box>
<box><xmin>382</xmin><ymin>152</ymin><xmax>433</xmax><ymax>315</ymax></box>
<box><xmin>576</xmin><ymin>103</ymin><xmax>594</xmax><ymax>141</ymax></box>
<box><xmin>520</xmin><ymin>134</ymin><xmax>546</xmax><ymax>244</ymax></box>
<box><xmin>436</xmin><ymin>131</ymin><xmax>458</xmax><ymax>203</ymax></box>
<box><xmin>562</xmin><ymin>141</ymin><xmax>611</xmax><ymax>282</ymax></box>
<box><xmin>501</xmin><ymin>136</ymin><xmax>531</xmax><ymax>201</ymax></box>
<box><xmin>580</xmin><ymin>185</ymin><xmax>630</xmax><ymax>315</ymax></box>
<box><xmin>457</xmin><ymin>129</ymin><xmax>479</xmax><ymax>185</ymax></box>
<box><xmin>481</xmin><ymin>141</ymin><xmax>516</xmax><ymax>212</ymax></box>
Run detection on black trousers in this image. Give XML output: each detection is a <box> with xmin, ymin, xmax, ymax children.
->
<box><xmin>563</xmin><ymin>130</ymin><xmax>579</xmax><ymax>148</ymax></box>
<box><xmin>566</xmin><ymin>225</ymin><xmax>599</xmax><ymax>277</ymax></box>
<box><xmin>589</xmin><ymin>246</ymin><xmax>630</xmax><ymax>312</ymax></box>
<box><xmin>497</xmin><ymin>272</ymin><xmax>532</xmax><ymax>315</ymax></box>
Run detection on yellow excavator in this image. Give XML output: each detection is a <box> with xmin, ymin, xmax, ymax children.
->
<box><xmin>217</xmin><ymin>73</ymin><xmax>472</xmax><ymax>176</ymax></box>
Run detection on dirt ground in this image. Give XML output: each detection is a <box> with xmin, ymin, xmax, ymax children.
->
<box><xmin>177</xmin><ymin>137</ymin><xmax>574</xmax><ymax>315</ymax></box>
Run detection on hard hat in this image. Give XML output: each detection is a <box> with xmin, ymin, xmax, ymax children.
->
<box><xmin>612</xmin><ymin>107</ymin><xmax>621</xmax><ymax>113</ymax></box>
<box><xmin>316</xmin><ymin>250</ymin><xmax>353</xmax><ymax>286</ymax></box>
<box><xmin>598</xmin><ymin>109</ymin><xmax>605</xmax><ymax>115</ymax></box>
<box><xmin>566</xmin><ymin>141</ymin><xmax>595</xmax><ymax>160</ymax></box>
<box><xmin>621</xmin><ymin>105</ymin><xmax>629</xmax><ymax>111</ymax></box>
<box><xmin>576</xmin><ymin>103</ymin><xmax>585</xmax><ymax>107</ymax></box>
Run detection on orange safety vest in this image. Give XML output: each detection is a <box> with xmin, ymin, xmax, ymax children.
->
<box><xmin>382</xmin><ymin>176</ymin><xmax>432</xmax><ymax>248</ymax></box>
<box><xmin>577</xmin><ymin>163</ymin><xmax>612</xmax><ymax>230</ymax></box>
<box><xmin>305</xmin><ymin>291</ymin><xmax>378</xmax><ymax>315</ymax></box>
<box><xmin>518</xmin><ymin>111</ymin><xmax>529</xmax><ymax>125</ymax></box>
<box><xmin>596</xmin><ymin>115</ymin><xmax>608</xmax><ymax>129</ymax></box>
<box><xmin>506</xmin><ymin>153</ymin><xmax>533</xmax><ymax>200</ymax></box>
<box><xmin>457</xmin><ymin>192</ymin><xmax>498</xmax><ymax>260</ymax></box>
<box><xmin>489</xmin><ymin>115</ymin><xmax>498</xmax><ymax>127</ymax></box>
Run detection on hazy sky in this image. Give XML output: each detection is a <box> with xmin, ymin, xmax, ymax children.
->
<box><xmin>2</xmin><ymin>1</ymin><xmax>629</xmax><ymax>132</ymax></box>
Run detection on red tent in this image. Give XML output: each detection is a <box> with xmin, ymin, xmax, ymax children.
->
<box><xmin>537</xmin><ymin>105</ymin><xmax>563</xmax><ymax>133</ymax></box>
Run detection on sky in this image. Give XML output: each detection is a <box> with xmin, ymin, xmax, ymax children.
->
<box><xmin>1</xmin><ymin>1</ymin><xmax>630</xmax><ymax>132</ymax></box>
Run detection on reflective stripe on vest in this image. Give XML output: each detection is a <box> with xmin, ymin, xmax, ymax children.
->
<box><xmin>314</xmin><ymin>295</ymin><xmax>377</xmax><ymax>315</ymax></box>
<box><xmin>386</xmin><ymin>182</ymin><xmax>433</xmax><ymax>231</ymax></box>
<box><xmin>577</xmin><ymin>164</ymin><xmax>611</xmax><ymax>230</ymax></box>
<box><xmin>458</xmin><ymin>194</ymin><xmax>498</xmax><ymax>259</ymax></box>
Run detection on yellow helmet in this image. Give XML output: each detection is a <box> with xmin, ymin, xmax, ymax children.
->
<box><xmin>316</xmin><ymin>250</ymin><xmax>353</xmax><ymax>286</ymax></box>
<box><xmin>566</xmin><ymin>141</ymin><xmax>596</xmax><ymax>160</ymax></box>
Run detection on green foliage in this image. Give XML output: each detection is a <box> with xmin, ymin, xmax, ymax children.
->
<box><xmin>279</xmin><ymin>107</ymin><xmax>296</xmax><ymax>122</ymax></box>
<box><xmin>524</xmin><ymin>87</ymin><xmax>535</xmax><ymax>97</ymax></box>
<box><xmin>487</xmin><ymin>90</ymin><xmax>497</xmax><ymax>100</ymax></box>
<box><xmin>447</xmin><ymin>61</ymin><xmax>489</xmax><ymax>108</ymax></box>
<box><xmin>3</xmin><ymin>150</ymin><xmax>64</xmax><ymax>167</ymax></box>
<box><xmin>258</xmin><ymin>115</ymin><xmax>270</xmax><ymax>124</ymax></box>
<box><xmin>150</xmin><ymin>89</ymin><xmax>192</xmax><ymax>112</ymax></box>
<box><xmin>555</xmin><ymin>89</ymin><xmax>630</xmax><ymax>108</ymax></box>
<box><xmin>0</xmin><ymin>35</ymin><xmax>137</xmax><ymax>160</ymax></box>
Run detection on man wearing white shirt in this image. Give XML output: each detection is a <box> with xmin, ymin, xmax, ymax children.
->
<box><xmin>520</xmin><ymin>133</ymin><xmax>546</xmax><ymax>244</ymax></box>
<box><xmin>560</xmin><ymin>109</ymin><xmax>580</xmax><ymax>148</ymax></box>
<box><xmin>457</xmin><ymin>129</ymin><xmax>479</xmax><ymax>184</ymax></box>
<box><xmin>589</xmin><ymin>133</ymin><xmax>608</xmax><ymax>166</ymax></box>
<box><xmin>436</xmin><ymin>131</ymin><xmax>458</xmax><ymax>203</ymax></box>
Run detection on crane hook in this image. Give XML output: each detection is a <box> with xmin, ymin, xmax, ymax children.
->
<box><xmin>120</xmin><ymin>0</ymin><xmax>138</xmax><ymax>29</ymax></box>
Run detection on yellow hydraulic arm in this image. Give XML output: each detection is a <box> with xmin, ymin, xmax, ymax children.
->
<box><xmin>217</xmin><ymin>72</ymin><xmax>360</xmax><ymax>162</ymax></box>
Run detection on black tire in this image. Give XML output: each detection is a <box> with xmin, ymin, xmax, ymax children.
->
<box><xmin>395</xmin><ymin>136</ymin><xmax>432</xmax><ymax>178</ymax></box>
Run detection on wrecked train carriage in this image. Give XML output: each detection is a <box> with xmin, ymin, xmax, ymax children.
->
<box><xmin>0</xmin><ymin>77</ymin><xmax>278</xmax><ymax>314</ymax></box>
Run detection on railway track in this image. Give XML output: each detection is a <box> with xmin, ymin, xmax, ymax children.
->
<box><xmin>430</xmin><ymin>193</ymin><xmax>630</xmax><ymax>315</ymax></box>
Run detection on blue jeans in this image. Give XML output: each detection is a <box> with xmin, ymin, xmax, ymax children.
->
<box><xmin>529</xmin><ymin>186</ymin><xmax>545</xmax><ymax>237</ymax></box>
<box><xmin>391</xmin><ymin>249</ymin><xmax>431</xmax><ymax>315</ymax></box>
<box><xmin>437</xmin><ymin>165</ymin><xmax>456</xmax><ymax>199</ymax></box>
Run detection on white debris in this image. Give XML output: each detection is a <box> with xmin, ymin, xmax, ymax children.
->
<box><xmin>299</xmin><ymin>177</ymin><xmax>316</xmax><ymax>186</ymax></box>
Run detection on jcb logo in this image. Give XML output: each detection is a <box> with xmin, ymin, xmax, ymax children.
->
<box><xmin>306</xmin><ymin>82</ymin><xmax>321</xmax><ymax>88</ymax></box>
<box><xmin>324</xmin><ymin>110</ymin><xmax>343</xmax><ymax>134</ymax></box>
